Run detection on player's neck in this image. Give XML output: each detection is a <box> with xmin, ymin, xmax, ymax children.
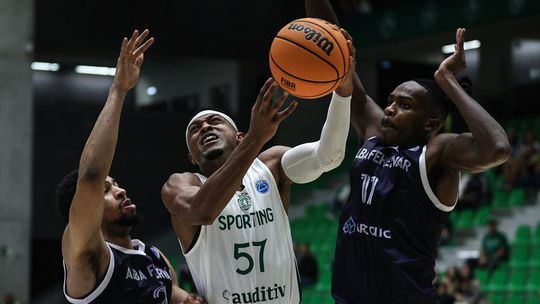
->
<box><xmin>199</xmin><ymin>156</ymin><xmax>228</xmax><ymax>177</ymax></box>
<box><xmin>103</xmin><ymin>228</ymin><xmax>133</xmax><ymax>249</ymax></box>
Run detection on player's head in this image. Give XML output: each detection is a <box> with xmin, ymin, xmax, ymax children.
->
<box><xmin>380</xmin><ymin>78</ymin><xmax>466</xmax><ymax>146</ymax></box>
<box><xmin>56</xmin><ymin>170</ymin><xmax>139</xmax><ymax>231</ymax></box>
<box><xmin>487</xmin><ymin>219</ymin><xmax>498</xmax><ymax>233</ymax></box>
<box><xmin>185</xmin><ymin>110</ymin><xmax>243</xmax><ymax>167</ymax></box>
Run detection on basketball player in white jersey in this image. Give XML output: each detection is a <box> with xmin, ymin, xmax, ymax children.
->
<box><xmin>161</xmin><ymin>38</ymin><xmax>357</xmax><ymax>303</ymax></box>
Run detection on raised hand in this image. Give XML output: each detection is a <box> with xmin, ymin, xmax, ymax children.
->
<box><xmin>248</xmin><ymin>78</ymin><xmax>298</xmax><ymax>145</ymax></box>
<box><xmin>336</xmin><ymin>28</ymin><xmax>357</xmax><ymax>97</ymax></box>
<box><xmin>437</xmin><ymin>28</ymin><xmax>467</xmax><ymax>77</ymax></box>
<box><xmin>113</xmin><ymin>29</ymin><xmax>155</xmax><ymax>91</ymax></box>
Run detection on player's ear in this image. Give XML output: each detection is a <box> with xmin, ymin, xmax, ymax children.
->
<box><xmin>236</xmin><ymin>132</ymin><xmax>245</xmax><ymax>144</ymax></box>
<box><xmin>424</xmin><ymin>118</ymin><xmax>441</xmax><ymax>134</ymax></box>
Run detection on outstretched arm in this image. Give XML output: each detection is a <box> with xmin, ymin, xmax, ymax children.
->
<box><xmin>305</xmin><ymin>0</ymin><xmax>383</xmax><ymax>141</ymax></box>
<box><xmin>62</xmin><ymin>30</ymin><xmax>154</xmax><ymax>296</ymax></box>
<box><xmin>162</xmin><ymin>79</ymin><xmax>297</xmax><ymax>227</ymax></box>
<box><xmin>434</xmin><ymin>28</ymin><xmax>510</xmax><ymax>172</ymax></box>
<box><xmin>277</xmin><ymin>33</ymin><xmax>355</xmax><ymax>184</ymax></box>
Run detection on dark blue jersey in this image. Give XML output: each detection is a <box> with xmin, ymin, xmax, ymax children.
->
<box><xmin>64</xmin><ymin>239</ymin><xmax>173</xmax><ymax>304</ymax></box>
<box><xmin>332</xmin><ymin>137</ymin><xmax>455</xmax><ymax>304</ymax></box>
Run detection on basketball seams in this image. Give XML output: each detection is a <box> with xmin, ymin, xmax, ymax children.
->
<box><xmin>269</xmin><ymin>17</ymin><xmax>349</xmax><ymax>99</ymax></box>
<box><xmin>275</xmin><ymin>35</ymin><xmax>339</xmax><ymax>81</ymax></box>
<box><xmin>270</xmin><ymin>54</ymin><xmax>336</xmax><ymax>84</ymax></box>
<box><xmin>270</xmin><ymin>55</ymin><xmax>339</xmax><ymax>98</ymax></box>
<box><xmin>298</xmin><ymin>19</ymin><xmax>348</xmax><ymax>77</ymax></box>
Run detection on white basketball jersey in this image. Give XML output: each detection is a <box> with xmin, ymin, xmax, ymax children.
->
<box><xmin>182</xmin><ymin>158</ymin><xmax>300</xmax><ymax>304</ymax></box>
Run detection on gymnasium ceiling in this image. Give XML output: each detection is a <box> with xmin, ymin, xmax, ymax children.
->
<box><xmin>34</xmin><ymin>0</ymin><xmax>306</xmax><ymax>61</ymax></box>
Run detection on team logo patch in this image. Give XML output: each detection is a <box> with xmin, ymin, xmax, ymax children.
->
<box><xmin>343</xmin><ymin>217</ymin><xmax>356</xmax><ymax>235</ymax></box>
<box><xmin>255</xmin><ymin>179</ymin><xmax>269</xmax><ymax>194</ymax></box>
<box><xmin>237</xmin><ymin>192</ymin><xmax>252</xmax><ymax>211</ymax></box>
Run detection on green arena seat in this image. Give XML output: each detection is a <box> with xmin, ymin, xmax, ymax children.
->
<box><xmin>475</xmin><ymin>268</ymin><xmax>489</xmax><ymax>288</ymax></box>
<box><xmin>456</xmin><ymin>209</ymin><xmax>474</xmax><ymax>230</ymax></box>
<box><xmin>492</xmin><ymin>190</ymin><xmax>510</xmax><ymax>209</ymax></box>
<box><xmin>475</xmin><ymin>206</ymin><xmax>492</xmax><ymax>227</ymax></box>
<box><xmin>490</xmin><ymin>294</ymin><xmax>505</xmax><ymax>304</ymax></box>
<box><xmin>534</xmin><ymin>224</ymin><xmax>540</xmax><ymax>243</ymax></box>
<box><xmin>508</xmin><ymin>188</ymin><xmax>526</xmax><ymax>207</ymax></box>
<box><xmin>515</xmin><ymin>225</ymin><xmax>532</xmax><ymax>246</ymax></box>
<box><xmin>529</xmin><ymin>246</ymin><xmax>540</xmax><ymax>268</ymax></box>
<box><xmin>507</xmin><ymin>271</ymin><xmax>528</xmax><ymax>293</ymax></box>
<box><xmin>526</xmin><ymin>295</ymin><xmax>540</xmax><ymax>304</ymax></box>
<box><xmin>526</xmin><ymin>271</ymin><xmax>540</xmax><ymax>292</ymax></box>
<box><xmin>507</xmin><ymin>295</ymin><xmax>526</xmax><ymax>304</ymax></box>
<box><xmin>510</xmin><ymin>247</ymin><xmax>530</xmax><ymax>269</ymax></box>
<box><xmin>487</xmin><ymin>268</ymin><xmax>508</xmax><ymax>293</ymax></box>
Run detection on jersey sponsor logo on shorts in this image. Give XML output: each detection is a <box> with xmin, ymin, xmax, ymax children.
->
<box><xmin>222</xmin><ymin>283</ymin><xmax>286</xmax><ymax>303</ymax></box>
<box><xmin>255</xmin><ymin>179</ymin><xmax>269</xmax><ymax>194</ymax></box>
<box><xmin>342</xmin><ymin>217</ymin><xmax>392</xmax><ymax>239</ymax></box>
<box><xmin>237</xmin><ymin>191</ymin><xmax>252</xmax><ymax>211</ymax></box>
<box><xmin>218</xmin><ymin>208</ymin><xmax>274</xmax><ymax>231</ymax></box>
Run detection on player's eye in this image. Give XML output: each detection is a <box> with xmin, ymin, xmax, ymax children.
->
<box><xmin>399</xmin><ymin>101</ymin><xmax>411</xmax><ymax>109</ymax></box>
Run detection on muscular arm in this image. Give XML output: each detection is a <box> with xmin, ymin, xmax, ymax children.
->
<box><xmin>62</xmin><ymin>30</ymin><xmax>154</xmax><ymax>297</ymax></box>
<box><xmin>162</xmin><ymin>135</ymin><xmax>267</xmax><ymax>226</ymax></box>
<box><xmin>162</xmin><ymin>80</ymin><xmax>297</xmax><ymax>229</ymax></box>
<box><xmin>433</xmin><ymin>29</ymin><xmax>510</xmax><ymax>173</ymax></box>
<box><xmin>305</xmin><ymin>0</ymin><xmax>383</xmax><ymax>141</ymax></box>
<box><xmin>280</xmin><ymin>92</ymin><xmax>351</xmax><ymax>184</ymax></box>
<box><xmin>157</xmin><ymin>249</ymin><xmax>190</xmax><ymax>303</ymax></box>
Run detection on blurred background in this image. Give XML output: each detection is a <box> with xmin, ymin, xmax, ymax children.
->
<box><xmin>1</xmin><ymin>0</ymin><xmax>540</xmax><ymax>303</ymax></box>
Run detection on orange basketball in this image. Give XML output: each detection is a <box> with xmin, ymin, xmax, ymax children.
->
<box><xmin>269</xmin><ymin>18</ymin><xmax>350</xmax><ymax>99</ymax></box>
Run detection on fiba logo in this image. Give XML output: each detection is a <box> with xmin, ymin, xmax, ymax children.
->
<box><xmin>343</xmin><ymin>217</ymin><xmax>356</xmax><ymax>235</ymax></box>
<box><xmin>255</xmin><ymin>179</ymin><xmax>269</xmax><ymax>194</ymax></box>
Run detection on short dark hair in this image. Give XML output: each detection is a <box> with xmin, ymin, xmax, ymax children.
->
<box><xmin>56</xmin><ymin>169</ymin><xmax>79</xmax><ymax>223</ymax></box>
<box><xmin>413</xmin><ymin>77</ymin><xmax>473</xmax><ymax>123</ymax></box>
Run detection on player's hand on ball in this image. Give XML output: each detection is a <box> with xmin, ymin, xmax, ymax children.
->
<box><xmin>335</xmin><ymin>28</ymin><xmax>356</xmax><ymax>97</ymax></box>
<box><xmin>113</xmin><ymin>29</ymin><xmax>155</xmax><ymax>91</ymax></box>
<box><xmin>248</xmin><ymin>78</ymin><xmax>298</xmax><ymax>145</ymax></box>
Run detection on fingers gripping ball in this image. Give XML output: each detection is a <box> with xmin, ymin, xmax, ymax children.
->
<box><xmin>269</xmin><ymin>18</ymin><xmax>350</xmax><ymax>99</ymax></box>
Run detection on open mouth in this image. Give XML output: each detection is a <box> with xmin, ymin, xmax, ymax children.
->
<box><xmin>121</xmin><ymin>198</ymin><xmax>136</xmax><ymax>211</ymax></box>
<box><xmin>200</xmin><ymin>133</ymin><xmax>219</xmax><ymax>146</ymax></box>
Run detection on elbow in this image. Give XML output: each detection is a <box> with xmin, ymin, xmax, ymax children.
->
<box><xmin>172</xmin><ymin>197</ymin><xmax>217</xmax><ymax>226</ymax></box>
<box><xmin>319</xmin><ymin>149</ymin><xmax>345</xmax><ymax>172</ymax></box>
<box><xmin>489</xmin><ymin>142</ymin><xmax>511</xmax><ymax>165</ymax></box>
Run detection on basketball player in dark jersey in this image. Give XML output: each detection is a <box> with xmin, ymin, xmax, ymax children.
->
<box><xmin>56</xmin><ymin>29</ymin><xmax>203</xmax><ymax>304</ymax></box>
<box><xmin>305</xmin><ymin>1</ymin><xmax>511</xmax><ymax>303</ymax></box>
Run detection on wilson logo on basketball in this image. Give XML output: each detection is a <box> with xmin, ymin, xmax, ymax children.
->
<box><xmin>287</xmin><ymin>23</ymin><xmax>334</xmax><ymax>56</ymax></box>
